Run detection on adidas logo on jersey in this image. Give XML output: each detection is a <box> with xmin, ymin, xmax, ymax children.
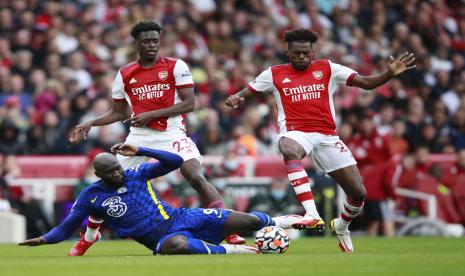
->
<box><xmin>282</xmin><ymin>78</ymin><xmax>292</xmax><ymax>83</ymax></box>
<box><xmin>129</xmin><ymin>78</ymin><xmax>137</xmax><ymax>84</ymax></box>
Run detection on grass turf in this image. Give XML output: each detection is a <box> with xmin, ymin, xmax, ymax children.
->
<box><xmin>1</xmin><ymin>237</ymin><xmax>465</xmax><ymax>276</ymax></box>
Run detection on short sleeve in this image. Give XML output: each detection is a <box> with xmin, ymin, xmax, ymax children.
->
<box><xmin>173</xmin><ymin>59</ymin><xmax>194</xmax><ymax>89</ymax></box>
<box><xmin>247</xmin><ymin>68</ymin><xmax>273</xmax><ymax>94</ymax></box>
<box><xmin>329</xmin><ymin>61</ymin><xmax>358</xmax><ymax>86</ymax></box>
<box><xmin>112</xmin><ymin>71</ymin><xmax>126</xmax><ymax>101</ymax></box>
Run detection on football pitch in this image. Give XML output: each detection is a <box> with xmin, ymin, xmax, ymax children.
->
<box><xmin>2</xmin><ymin>237</ymin><xmax>464</xmax><ymax>276</ymax></box>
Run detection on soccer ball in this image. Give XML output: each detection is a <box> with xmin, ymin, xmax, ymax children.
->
<box><xmin>255</xmin><ymin>226</ymin><xmax>290</xmax><ymax>254</ymax></box>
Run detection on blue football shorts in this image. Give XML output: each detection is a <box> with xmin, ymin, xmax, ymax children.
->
<box><xmin>154</xmin><ymin>207</ymin><xmax>231</xmax><ymax>254</ymax></box>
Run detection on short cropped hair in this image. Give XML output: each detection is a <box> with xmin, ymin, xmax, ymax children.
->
<box><xmin>284</xmin><ymin>28</ymin><xmax>318</xmax><ymax>44</ymax></box>
<box><xmin>130</xmin><ymin>21</ymin><xmax>162</xmax><ymax>39</ymax></box>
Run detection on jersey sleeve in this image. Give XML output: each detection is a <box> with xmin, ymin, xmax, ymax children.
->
<box><xmin>173</xmin><ymin>59</ymin><xmax>194</xmax><ymax>89</ymax></box>
<box><xmin>112</xmin><ymin>70</ymin><xmax>126</xmax><ymax>101</ymax></box>
<box><xmin>329</xmin><ymin>61</ymin><xmax>358</xmax><ymax>86</ymax></box>
<box><xmin>247</xmin><ymin>68</ymin><xmax>273</xmax><ymax>94</ymax></box>
<box><xmin>127</xmin><ymin>148</ymin><xmax>183</xmax><ymax>180</ymax></box>
<box><xmin>70</xmin><ymin>188</ymin><xmax>93</xmax><ymax>218</ymax></box>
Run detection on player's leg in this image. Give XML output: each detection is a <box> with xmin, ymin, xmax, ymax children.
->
<box><xmin>312</xmin><ymin>136</ymin><xmax>365</xmax><ymax>253</ymax></box>
<box><xmin>158</xmin><ymin>234</ymin><xmax>259</xmax><ymax>255</ymax></box>
<box><xmin>327</xmin><ymin>164</ymin><xmax>366</xmax><ymax>253</ymax></box>
<box><xmin>221</xmin><ymin>210</ymin><xmax>305</xmax><ymax>236</ymax></box>
<box><xmin>277</xmin><ymin>136</ymin><xmax>324</xmax><ymax>230</ymax></box>
<box><xmin>180</xmin><ymin>158</ymin><xmax>223</xmax><ymax>208</ymax></box>
<box><xmin>222</xmin><ymin>211</ymin><xmax>272</xmax><ymax>237</ymax></box>
<box><xmin>180</xmin><ymin>158</ymin><xmax>246</xmax><ymax>245</ymax></box>
<box><xmin>157</xmin><ymin>209</ymin><xmax>260</xmax><ymax>255</ymax></box>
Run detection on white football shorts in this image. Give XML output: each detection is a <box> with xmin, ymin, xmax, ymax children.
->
<box><xmin>277</xmin><ymin>131</ymin><xmax>357</xmax><ymax>173</ymax></box>
<box><xmin>117</xmin><ymin>127</ymin><xmax>201</xmax><ymax>170</ymax></box>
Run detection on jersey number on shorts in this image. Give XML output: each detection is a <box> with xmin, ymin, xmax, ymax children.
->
<box><xmin>203</xmin><ymin>208</ymin><xmax>222</xmax><ymax>219</ymax></box>
<box><xmin>335</xmin><ymin>142</ymin><xmax>349</xmax><ymax>153</ymax></box>
<box><xmin>173</xmin><ymin>138</ymin><xmax>193</xmax><ymax>153</ymax></box>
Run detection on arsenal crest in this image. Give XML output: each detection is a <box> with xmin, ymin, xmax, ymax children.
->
<box><xmin>158</xmin><ymin>71</ymin><xmax>168</xmax><ymax>81</ymax></box>
<box><xmin>312</xmin><ymin>70</ymin><xmax>323</xmax><ymax>80</ymax></box>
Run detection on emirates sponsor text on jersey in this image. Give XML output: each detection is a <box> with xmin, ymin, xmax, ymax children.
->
<box><xmin>282</xmin><ymin>83</ymin><xmax>325</xmax><ymax>102</ymax></box>
<box><xmin>131</xmin><ymin>83</ymin><xmax>171</xmax><ymax>100</ymax></box>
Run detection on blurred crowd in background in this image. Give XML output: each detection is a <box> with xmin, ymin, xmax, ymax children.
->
<box><xmin>1</xmin><ymin>0</ymin><xmax>465</xmax><ymax>238</ymax></box>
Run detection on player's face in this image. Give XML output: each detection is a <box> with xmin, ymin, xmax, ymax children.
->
<box><xmin>287</xmin><ymin>41</ymin><xmax>313</xmax><ymax>70</ymax></box>
<box><xmin>135</xmin><ymin>31</ymin><xmax>160</xmax><ymax>61</ymax></box>
<box><xmin>99</xmin><ymin>163</ymin><xmax>125</xmax><ymax>188</ymax></box>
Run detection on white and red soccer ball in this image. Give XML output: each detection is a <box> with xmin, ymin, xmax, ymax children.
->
<box><xmin>255</xmin><ymin>226</ymin><xmax>290</xmax><ymax>254</ymax></box>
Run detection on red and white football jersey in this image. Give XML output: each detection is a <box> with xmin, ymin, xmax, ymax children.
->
<box><xmin>112</xmin><ymin>56</ymin><xmax>194</xmax><ymax>131</ymax></box>
<box><xmin>247</xmin><ymin>59</ymin><xmax>357</xmax><ymax>135</ymax></box>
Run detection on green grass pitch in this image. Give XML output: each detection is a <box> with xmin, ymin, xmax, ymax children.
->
<box><xmin>2</xmin><ymin>237</ymin><xmax>465</xmax><ymax>276</ymax></box>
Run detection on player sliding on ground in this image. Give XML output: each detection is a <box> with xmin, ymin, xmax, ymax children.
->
<box><xmin>225</xmin><ymin>28</ymin><xmax>416</xmax><ymax>253</ymax></box>
<box><xmin>19</xmin><ymin>144</ymin><xmax>303</xmax><ymax>255</ymax></box>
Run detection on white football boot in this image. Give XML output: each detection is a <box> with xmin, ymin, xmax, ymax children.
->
<box><xmin>330</xmin><ymin>218</ymin><xmax>353</xmax><ymax>254</ymax></box>
<box><xmin>272</xmin><ymin>215</ymin><xmax>304</xmax><ymax>229</ymax></box>
<box><xmin>290</xmin><ymin>214</ymin><xmax>325</xmax><ymax>231</ymax></box>
<box><xmin>221</xmin><ymin>244</ymin><xmax>260</xmax><ymax>254</ymax></box>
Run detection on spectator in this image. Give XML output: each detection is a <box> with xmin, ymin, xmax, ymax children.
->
<box><xmin>0</xmin><ymin>120</ymin><xmax>24</xmax><ymax>155</ymax></box>
<box><xmin>0</xmin><ymin>155</ymin><xmax>51</xmax><ymax>238</ymax></box>
<box><xmin>350</xmin><ymin>114</ymin><xmax>392</xmax><ymax>169</ymax></box>
<box><xmin>389</xmin><ymin>119</ymin><xmax>409</xmax><ymax>156</ymax></box>
<box><xmin>255</xmin><ymin>122</ymin><xmax>277</xmax><ymax>156</ymax></box>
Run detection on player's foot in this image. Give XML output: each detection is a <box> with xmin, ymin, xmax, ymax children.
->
<box><xmin>68</xmin><ymin>232</ymin><xmax>101</xmax><ymax>256</ymax></box>
<box><xmin>290</xmin><ymin>214</ymin><xmax>325</xmax><ymax>231</ymax></box>
<box><xmin>330</xmin><ymin>218</ymin><xmax>353</xmax><ymax>254</ymax></box>
<box><xmin>272</xmin><ymin>214</ymin><xmax>305</xmax><ymax>229</ymax></box>
<box><xmin>224</xmin><ymin>233</ymin><xmax>246</xmax><ymax>245</ymax></box>
<box><xmin>222</xmin><ymin>244</ymin><xmax>260</xmax><ymax>254</ymax></box>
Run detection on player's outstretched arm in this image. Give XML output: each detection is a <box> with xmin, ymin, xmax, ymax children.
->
<box><xmin>69</xmin><ymin>100</ymin><xmax>129</xmax><ymax>144</ymax></box>
<box><xmin>19</xmin><ymin>237</ymin><xmax>46</xmax><ymax>246</ymax></box>
<box><xmin>351</xmin><ymin>52</ymin><xmax>416</xmax><ymax>90</ymax></box>
<box><xmin>112</xmin><ymin>143</ymin><xmax>184</xmax><ymax>178</ymax></box>
<box><xmin>124</xmin><ymin>87</ymin><xmax>195</xmax><ymax>127</ymax></box>
<box><xmin>225</xmin><ymin>87</ymin><xmax>255</xmax><ymax>108</ymax></box>
<box><xmin>19</xmin><ymin>212</ymin><xmax>85</xmax><ymax>246</ymax></box>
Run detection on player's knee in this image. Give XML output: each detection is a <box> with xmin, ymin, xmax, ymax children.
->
<box><xmin>279</xmin><ymin>148</ymin><xmax>301</xmax><ymax>160</ymax></box>
<box><xmin>278</xmin><ymin>140</ymin><xmax>303</xmax><ymax>160</ymax></box>
<box><xmin>159</xmin><ymin>236</ymin><xmax>189</xmax><ymax>255</ymax></box>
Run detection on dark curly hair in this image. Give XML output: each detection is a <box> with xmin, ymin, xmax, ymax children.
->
<box><xmin>130</xmin><ymin>21</ymin><xmax>162</xmax><ymax>39</ymax></box>
<box><xmin>284</xmin><ymin>28</ymin><xmax>318</xmax><ymax>45</ymax></box>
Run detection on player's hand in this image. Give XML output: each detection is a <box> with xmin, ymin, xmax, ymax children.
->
<box><xmin>123</xmin><ymin>112</ymin><xmax>154</xmax><ymax>127</ymax></box>
<box><xmin>68</xmin><ymin>121</ymin><xmax>93</xmax><ymax>144</ymax></box>
<box><xmin>388</xmin><ymin>52</ymin><xmax>416</xmax><ymax>76</ymax></box>
<box><xmin>225</xmin><ymin>94</ymin><xmax>245</xmax><ymax>109</ymax></box>
<box><xmin>19</xmin><ymin>237</ymin><xmax>46</xmax><ymax>246</ymax></box>
<box><xmin>111</xmin><ymin>143</ymin><xmax>139</xmax><ymax>156</ymax></box>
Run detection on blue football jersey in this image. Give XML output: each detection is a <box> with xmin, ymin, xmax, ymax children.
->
<box><xmin>71</xmin><ymin>163</ymin><xmax>176</xmax><ymax>238</ymax></box>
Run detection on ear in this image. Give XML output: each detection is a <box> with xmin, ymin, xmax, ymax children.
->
<box><xmin>94</xmin><ymin>170</ymin><xmax>101</xmax><ymax>178</ymax></box>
